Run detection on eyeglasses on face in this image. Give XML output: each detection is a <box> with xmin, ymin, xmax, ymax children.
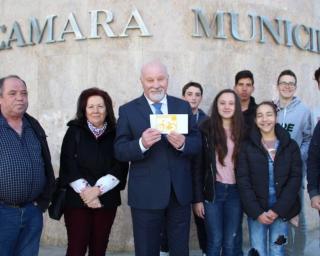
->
<box><xmin>278</xmin><ymin>81</ymin><xmax>296</xmax><ymax>87</ymax></box>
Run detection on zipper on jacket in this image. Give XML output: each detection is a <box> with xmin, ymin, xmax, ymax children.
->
<box><xmin>281</xmin><ymin>107</ymin><xmax>287</xmax><ymax>128</ymax></box>
<box><xmin>209</xmin><ymin>162</ymin><xmax>216</xmax><ymax>202</ymax></box>
<box><xmin>204</xmin><ymin>136</ymin><xmax>215</xmax><ymax>202</ymax></box>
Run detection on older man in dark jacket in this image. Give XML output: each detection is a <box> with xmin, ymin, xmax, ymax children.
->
<box><xmin>0</xmin><ymin>75</ymin><xmax>55</xmax><ymax>256</ymax></box>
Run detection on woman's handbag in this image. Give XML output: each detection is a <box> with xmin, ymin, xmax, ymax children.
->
<box><xmin>48</xmin><ymin>178</ymin><xmax>66</xmax><ymax>220</ymax></box>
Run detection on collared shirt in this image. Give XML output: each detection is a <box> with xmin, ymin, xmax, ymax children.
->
<box><xmin>195</xmin><ymin>111</ymin><xmax>200</xmax><ymax>123</ymax></box>
<box><xmin>145</xmin><ymin>95</ymin><xmax>168</xmax><ymax>114</ymax></box>
<box><xmin>139</xmin><ymin>95</ymin><xmax>169</xmax><ymax>152</ymax></box>
<box><xmin>0</xmin><ymin>114</ymin><xmax>46</xmax><ymax>204</ymax></box>
<box><xmin>87</xmin><ymin>120</ymin><xmax>107</xmax><ymax>138</ymax></box>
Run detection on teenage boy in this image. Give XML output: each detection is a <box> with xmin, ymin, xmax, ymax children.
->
<box><xmin>160</xmin><ymin>82</ymin><xmax>207</xmax><ymax>256</ymax></box>
<box><xmin>274</xmin><ymin>70</ymin><xmax>312</xmax><ymax>256</ymax></box>
<box><xmin>234</xmin><ymin>70</ymin><xmax>257</xmax><ymax>130</ymax></box>
<box><xmin>233</xmin><ymin>70</ymin><xmax>257</xmax><ymax>256</ymax></box>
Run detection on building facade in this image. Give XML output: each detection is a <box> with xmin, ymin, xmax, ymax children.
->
<box><xmin>0</xmin><ymin>0</ymin><xmax>319</xmax><ymax>250</ymax></box>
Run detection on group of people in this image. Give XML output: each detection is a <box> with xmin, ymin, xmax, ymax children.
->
<box><xmin>0</xmin><ymin>62</ymin><xmax>319</xmax><ymax>256</ymax></box>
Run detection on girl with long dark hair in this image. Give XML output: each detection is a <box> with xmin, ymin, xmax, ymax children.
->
<box><xmin>193</xmin><ymin>89</ymin><xmax>244</xmax><ymax>256</ymax></box>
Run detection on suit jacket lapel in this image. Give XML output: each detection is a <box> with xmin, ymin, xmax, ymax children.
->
<box><xmin>136</xmin><ymin>95</ymin><xmax>153</xmax><ymax>122</ymax></box>
<box><xmin>167</xmin><ymin>95</ymin><xmax>178</xmax><ymax>114</ymax></box>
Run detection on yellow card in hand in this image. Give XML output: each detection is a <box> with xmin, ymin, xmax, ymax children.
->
<box><xmin>150</xmin><ymin>114</ymin><xmax>188</xmax><ymax>134</ymax></box>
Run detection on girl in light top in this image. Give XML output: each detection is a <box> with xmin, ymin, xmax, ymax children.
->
<box><xmin>193</xmin><ymin>89</ymin><xmax>244</xmax><ymax>256</ymax></box>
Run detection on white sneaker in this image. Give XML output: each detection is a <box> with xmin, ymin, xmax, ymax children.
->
<box><xmin>160</xmin><ymin>251</ymin><xmax>169</xmax><ymax>256</ymax></box>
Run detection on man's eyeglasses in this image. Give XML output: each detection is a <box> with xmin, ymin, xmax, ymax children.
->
<box><xmin>278</xmin><ymin>81</ymin><xmax>296</xmax><ymax>88</ymax></box>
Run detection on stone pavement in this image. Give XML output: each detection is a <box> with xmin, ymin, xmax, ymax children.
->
<box><xmin>39</xmin><ymin>247</ymin><xmax>203</xmax><ymax>256</ymax></box>
<box><xmin>40</xmin><ymin>229</ymin><xmax>319</xmax><ymax>256</ymax></box>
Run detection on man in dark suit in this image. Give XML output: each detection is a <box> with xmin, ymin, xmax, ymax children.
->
<box><xmin>114</xmin><ymin>61</ymin><xmax>201</xmax><ymax>256</ymax></box>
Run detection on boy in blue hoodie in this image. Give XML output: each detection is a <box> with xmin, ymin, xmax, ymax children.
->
<box><xmin>274</xmin><ymin>70</ymin><xmax>312</xmax><ymax>256</ymax></box>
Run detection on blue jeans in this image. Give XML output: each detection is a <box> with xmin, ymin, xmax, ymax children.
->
<box><xmin>248</xmin><ymin>217</ymin><xmax>288</xmax><ymax>256</ymax></box>
<box><xmin>204</xmin><ymin>182</ymin><xmax>242</xmax><ymax>256</ymax></box>
<box><xmin>285</xmin><ymin>187</ymin><xmax>307</xmax><ymax>256</ymax></box>
<box><xmin>0</xmin><ymin>202</ymin><xmax>43</xmax><ymax>256</ymax></box>
<box><xmin>234</xmin><ymin>212</ymin><xmax>244</xmax><ymax>256</ymax></box>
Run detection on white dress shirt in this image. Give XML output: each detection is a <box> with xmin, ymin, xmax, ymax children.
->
<box><xmin>70</xmin><ymin>174</ymin><xmax>119</xmax><ymax>195</ymax></box>
<box><xmin>139</xmin><ymin>95</ymin><xmax>168</xmax><ymax>152</ymax></box>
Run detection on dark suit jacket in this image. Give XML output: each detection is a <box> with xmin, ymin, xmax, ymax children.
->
<box><xmin>114</xmin><ymin>95</ymin><xmax>201</xmax><ymax>209</ymax></box>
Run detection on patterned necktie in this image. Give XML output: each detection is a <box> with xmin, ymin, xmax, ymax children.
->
<box><xmin>152</xmin><ymin>102</ymin><xmax>163</xmax><ymax>114</ymax></box>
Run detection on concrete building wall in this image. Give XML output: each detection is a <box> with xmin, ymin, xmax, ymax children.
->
<box><xmin>0</xmin><ymin>0</ymin><xmax>319</xmax><ymax>251</ymax></box>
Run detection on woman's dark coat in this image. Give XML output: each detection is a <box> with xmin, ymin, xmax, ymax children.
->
<box><xmin>236</xmin><ymin>124</ymin><xmax>302</xmax><ymax>220</ymax></box>
<box><xmin>59</xmin><ymin>120</ymin><xmax>128</xmax><ymax>209</ymax></box>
